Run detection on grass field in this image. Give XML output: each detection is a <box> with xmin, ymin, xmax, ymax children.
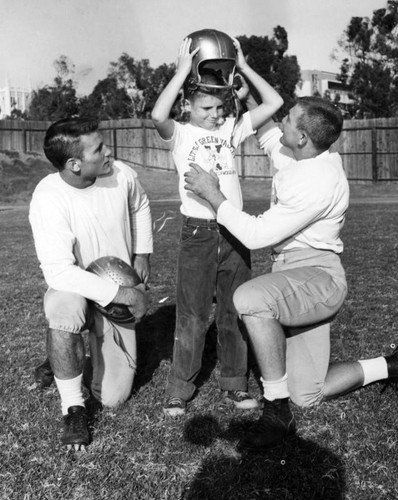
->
<box><xmin>1</xmin><ymin>154</ymin><xmax>398</xmax><ymax>499</ymax></box>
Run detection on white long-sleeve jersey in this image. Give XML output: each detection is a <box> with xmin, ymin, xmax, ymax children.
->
<box><xmin>217</xmin><ymin>125</ymin><xmax>349</xmax><ymax>253</ymax></box>
<box><xmin>29</xmin><ymin>160</ymin><xmax>153</xmax><ymax>306</ymax></box>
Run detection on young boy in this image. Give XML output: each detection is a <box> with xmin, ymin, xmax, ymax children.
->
<box><xmin>151</xmin><ymin>34</ymin><xmax>283</xmax><ymax>416</ymax></box>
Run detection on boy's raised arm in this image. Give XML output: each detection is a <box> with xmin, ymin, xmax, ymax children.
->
<box><xmin>232</xmin><ymin>38</ymin><xmax>283</xmax><ymax>131</ymax></box>
<box><xmin>151</xmin><ymin>38</ymin><xmax>199</xmax><ymax>140</ymax></box>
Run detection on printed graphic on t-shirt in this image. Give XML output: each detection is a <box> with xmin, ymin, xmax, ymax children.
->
<box><xmin>187</xmin><ymin>135</ymin><xmax>236</xmax><ymax>176</ymax></box>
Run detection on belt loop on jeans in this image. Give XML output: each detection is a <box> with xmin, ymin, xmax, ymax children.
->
<box><xmin>183</xmin><ymin>215</ymin><xmax>218</xmax><ymax>229</ymax></box>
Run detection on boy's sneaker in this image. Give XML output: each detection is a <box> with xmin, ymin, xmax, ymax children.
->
<box><xmin>34</xmin><ymin>358</ymin><xmax>54</xmax><ymax>388</ymax></box>
<box><xmin>163</xmin><ymin>396</ymin><xmax>186</xmax><ymax>416</ymax></box>
<box><xmin>61</xmin><ymin>406</ymin><xmax>90</xmax><ymax>448</ymax></box>
<box><xmin>225</xmin><ymin>390</ymin><xmax>258</xmax><ymax>410</ymax></box>
<box><xmin>238</xmin><ymin>397</ymin><xmax>296</xmax><ymax>452</ymax></box>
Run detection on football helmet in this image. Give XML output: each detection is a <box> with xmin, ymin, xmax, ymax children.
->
<box><xmin>86</xmin><ymin>256</ymin><xmax>141</xmax><ymax>323</ymax></box>
<box><xmin>187</xmin><ymin>29</ymin><xmax>237</xmax><ymax>91</ymax></box>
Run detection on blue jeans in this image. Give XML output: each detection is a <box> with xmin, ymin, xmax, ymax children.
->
<box><xmin>166</xmin><ymin>216</ymin><xmax>251</xmax><ymax>401</ymax></box>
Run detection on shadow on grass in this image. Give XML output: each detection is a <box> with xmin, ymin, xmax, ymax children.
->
<box><xmin>133</xmin><ymin>304</ymin><xmax>176</xmax><ymax>391</ymax></box>
<box><xmin>182</xmin><ymin>414</ymin><xmax>346</xmax><ymax>500</ymax></box>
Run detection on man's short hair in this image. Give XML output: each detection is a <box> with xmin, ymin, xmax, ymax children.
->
<box><xmin>184</xmin><ymin>69</ymin><xmax>227</xmax><ymax>102</ymax></box>
<box><xmin>295</xmin><ymin>97</ymin><xmax>343</xmax><ymax>151</ymax></box>
<box><xmin>43</xmin><ymin>118</ymin><xmax>99</xmax><ymax>170</ymax></box>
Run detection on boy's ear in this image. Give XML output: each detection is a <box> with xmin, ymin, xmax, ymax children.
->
<box><xmin>183</xmin><ymin>99</ymin><xmax>191</xmax><ymax>113</ymax></box>
<box><xmin>66</xmin><ymin>158</ymin><xmax>81</xmax><ymax>173</ymax></box>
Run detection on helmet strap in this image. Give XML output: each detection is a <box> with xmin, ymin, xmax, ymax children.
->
<box><xmin>231</xmin><ymin>88</ymin><xmax>243</xmax><ymax>141</ymax></box>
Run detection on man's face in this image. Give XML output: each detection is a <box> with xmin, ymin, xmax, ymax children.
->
<box><xmin>188</xmin><ymin>93</ymin><xmax>225</xmax><ymax>131</ymax></box>
<box><xmin>279</xmin><ymin>104</ymin><xmax>303</xmax><ymax>149</ymax></box>
<box><xmin>78</xmin><ymin>132</ymin><xmax>112</xmax><ymax>180</ymax></box>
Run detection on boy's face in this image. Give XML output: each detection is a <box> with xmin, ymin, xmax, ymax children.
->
<box><xmin>186</xmin><ymin>93</ymin><xmax>225</xmax><ymax>131</ymax></box>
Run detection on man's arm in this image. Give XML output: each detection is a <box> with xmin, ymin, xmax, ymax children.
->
<box><xmin>151</xmin><ymin>38</ymin><xmax>199</xmax><ymax>140</ymax></box>
<box><xmin>29</xmin><ymin>192</ymin><xmax>119</xmax><ymax>306</ymax></box>
<box><xmin>112</xmin><ymin>284</ymin><xmax>147</xmax><ymax>321</ymax></box>
<box><xmin>126</xmin><ymin>168</ymin><xmax>153</xmax><ymax>284</ymax></box>
<box><xmin>185</xmin><ymin>163</ymin><xmax>337</xmax><ymax>250</ymax></box>
<box><xmin>133</xmin><ymin>254</ymin><xmax>150</xmax><ymax>285</ymax></box>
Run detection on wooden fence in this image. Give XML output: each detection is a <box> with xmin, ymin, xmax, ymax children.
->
<box><xmin>1</xmin><ymin>117</ymin><xmax>398</xmax><ymax>182</ymax></box>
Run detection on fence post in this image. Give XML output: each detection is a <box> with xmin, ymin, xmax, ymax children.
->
<box><xmin>142</xmin><ymin>120</ymin><xmax>147</xmax><ymax>168</ymax></box>
<box><xmin>113</xmin><ymin>127</ymin><xmax>118</xmax><ymax>160</ymax></box>
<box><xmin>23</xmin><ymin>128</ymin><xmax>27</xmax><ymax>153</ymax></box>
<box><xmin>240</xmin><ymin>141</ymin><xmax>245</xmax><ymax>180</ymax></box>
<box><xmin>371</xmin><ymin>127</ymin><xmax>378</xmax><ymax>183</ymax></box>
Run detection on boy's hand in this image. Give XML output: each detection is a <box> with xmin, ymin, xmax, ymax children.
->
<box><xmin>231</xmin><ymin>37</ymin><xmax>249</xmax><ymax>72</ymax></box>
<box><xmin>176</xmin><ymin>38</ymin><xmax>200</xmax><ymax>77</ymax></box>
<box><xmin>234</xmin><ymin>74</ymin><xmax>250</xmax><ymax>102</ymax></box>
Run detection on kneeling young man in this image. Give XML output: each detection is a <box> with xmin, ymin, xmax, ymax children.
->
<box><xmin>184</xmin><ymin>96</ymin><xmax>398</xmax><ymax>451</ymax></box>
<box><xmin>29</xmin><ymin>119</ymin><xmax>153</xmax><ymax>450</ymax></box>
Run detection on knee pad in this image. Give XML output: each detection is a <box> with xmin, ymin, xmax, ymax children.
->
<box><xmin>289</xmin><ymin>383</ymin><xmax>324</xmax><ymax>408</ymax></box>
<box><xmin>93</xmin><ymin>379</ymin><xmax>133</xmax><ymax>408</ymax></box>
<box><xmin>233</xmin><ymin>281</ymin><xmax>274</xmax><ymax>318</ymax></box>
<box><xmin>233</xmin><ymin>282</ymin><xmax>254</xmax><ymax>315</ymax></box>
<box><xmin>44</xmin><ymin>289</ymin><xmax>89</xmax><ymax>333</ymax></box>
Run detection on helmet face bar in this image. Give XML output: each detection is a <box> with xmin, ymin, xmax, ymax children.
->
<box><xmin>187</xmin><ymin>29</ymin><xmax>237</xmax><ymax>90</ymax></box>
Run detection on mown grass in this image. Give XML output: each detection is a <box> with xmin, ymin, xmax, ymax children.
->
<box><xmin>1</xmin><ymin>161</ymin><xmax>398</xmax><ymax>499</ymax></box>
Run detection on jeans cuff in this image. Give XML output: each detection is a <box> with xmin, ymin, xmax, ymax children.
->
<box><xmin>166</xmin><ymin>376</ymin><xmax>195</xmax><ymax>401</ymax></box>
<box><xmin>218</xmin><ymin>376</ymin><xmax>247</xmax><ymax>392</ymax></box>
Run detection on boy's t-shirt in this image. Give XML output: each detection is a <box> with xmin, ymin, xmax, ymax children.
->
<box><xmin>161</xmin><ymin>112</ymin><xmax>254</xmax><ymax>218</ymax></box>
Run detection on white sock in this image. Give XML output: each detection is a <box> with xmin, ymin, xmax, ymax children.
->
<box><xmin>54</xmin><ymin>374</ymin><xmax>85</xmax><ymax>415</ymax></box>
<box><xmin>358</xmin><ymin>357</ymin><xmax>388</xmax><ymax>386</ymax></box>
<box><xmin>261</xmin><ymin>373</ymin><xmax>290</xmax><ymax>401</ymax></box>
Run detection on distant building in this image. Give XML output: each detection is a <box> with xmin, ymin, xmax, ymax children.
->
<box><xmin>296</xmin><ymin>70</ymin><xmax>352</xmax><ymax>106</ymax></box>
<box><xmin>0</xmin><ymin>80</ymin><xmax>32</xmax><ymax>119</ymax></box>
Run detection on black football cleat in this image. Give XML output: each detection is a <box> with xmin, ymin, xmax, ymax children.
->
<box><xmin>34</xmin><ymin>358</ymin><xmax>54</xmax><ymax>388</ymax></box>
<box><xmin>385</xmin><ymin>346</ymin><xmax>398</xmax><ymax>379</ymax></box>
<box><xmin>238</xmin><ymin>397</ymin><xmax>296</xmax><ymax>452</ymax></box>
<box><xmin>61</xmin><ymin>406</ymin><xmax>90</xmax><ymax>449</ymax></box>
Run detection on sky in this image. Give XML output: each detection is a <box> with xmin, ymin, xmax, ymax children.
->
<box><xmin>0</xmin><ymin>0</ymin><xmax>387</xmax><ymax>96</ymax></box>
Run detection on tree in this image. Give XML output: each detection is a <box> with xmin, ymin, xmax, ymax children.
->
<box><xmin>106</xmin><ymin>54</ymin><xmax>175</xmax><ymax>118</ymax></box>
<box><xmin>238</xmin><ymin>27</ymin><xmax>301</xmax><ymax>119</ymax></box>
<box><xmin>5</xmin><ymin>108</ymin><xmax>28</xmax><ymax>120</ymax></box>
<box><xmin>336</xmin><ymin>1</ymin><xmax>398</xmax><ymax>117</ymax></box>
<box><xmin>28</xmin><ymin>55</ymin><xmax>79</xmax><ymax>120</ymax></box>
<box><xmin>78</xmin><ymin>77</ymin><xmax>134</xmax><ymax>120</ymax></box>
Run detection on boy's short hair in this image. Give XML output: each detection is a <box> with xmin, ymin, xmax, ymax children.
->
<box><xmin>295</xmin><ymin>97</ymin><xmax>343</xmax><ymax>151</ymax></box>
<box><xmin>184</xmin><ymin>69</ymin><xmax>227</xmax><ymax>101</ymax></box>
<box><xmin>43</xmin><ymin>118</ymin><xmax>99</xmax><ymax>170</ymax></box>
